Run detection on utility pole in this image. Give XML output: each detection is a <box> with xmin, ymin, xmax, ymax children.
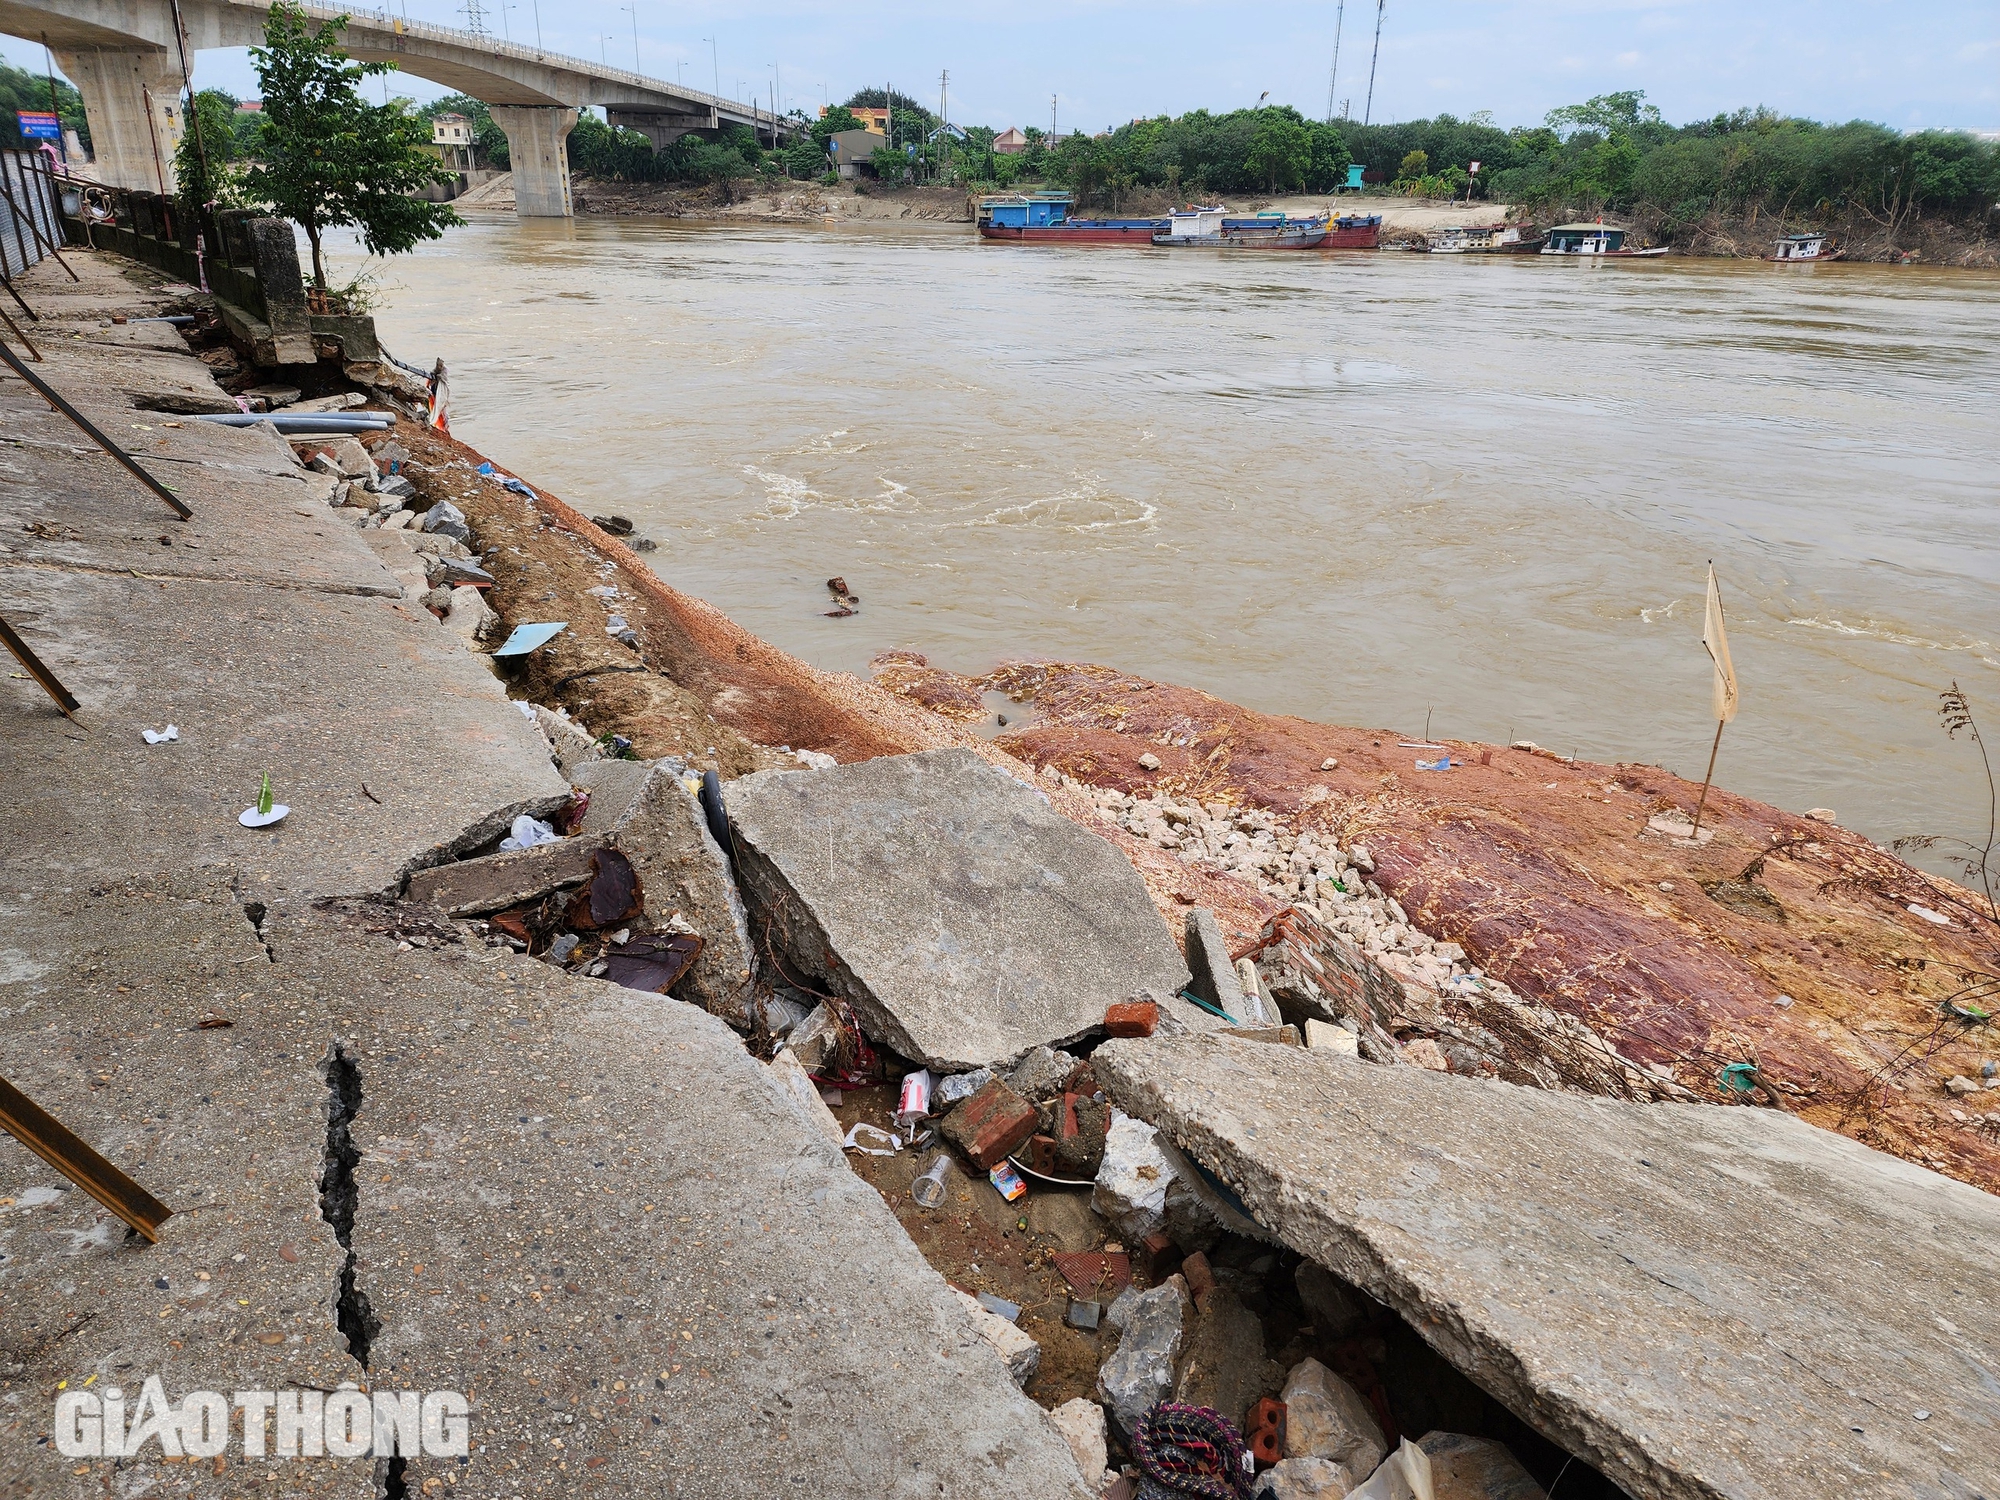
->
<box><xmin>703</xmin><ymin>35</ymin><xmax>718</xmax><ymax>97</ymax></box>
<box><xmin>939</xmin><ymin>69</ymin><xmax>948</xmax><ymax>182</ymax></box>
<box><xmin>530</xmin><ymin>0</ymin><xmax>541</xmax><ymax>53</ymax></box>
<box><xmin>1363</xmin><ymin>0</ymin><xmax>1387</xmax><ymax>126</ymax></box>
<box><xmin>1325</xmin><ymin>0</ymin><xmax>1345</xmax><ymax>124</ymax></box>
<box><xmin>1051</xmin><ymin>93</ymin><xmax>1057</xmax><ymax>142</ymax></box>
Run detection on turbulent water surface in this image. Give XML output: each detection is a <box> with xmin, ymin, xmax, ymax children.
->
<box><xmin>357</xmin><ymin>216</ymin><xmax>2000</xmax><ymax>869</ymax></box>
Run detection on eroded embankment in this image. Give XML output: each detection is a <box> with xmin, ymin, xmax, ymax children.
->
<box><xmin>362</xmin><ymin>424</ymin><xmax>1997</xmax><ymax>1196</ymax></box>
<box><xmin>871</xmin><ymin>656</ymin><xmax>2000</xmax><ymax>1192</ymax></box>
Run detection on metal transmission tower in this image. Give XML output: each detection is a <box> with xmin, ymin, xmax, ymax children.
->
<box><xmin>460</xmin><ymin>0</ymin><xmax>488</xmax><ymax>36</ymax></box>
<box><xmin>1325</xmin><ymin>0</ymin><xmax>1345</xmax><ymax>124</ymax></box>
<box><xmin>1363</xmin><ymin>0</ymin><xmax>1386</xmax><ymax>125</ymax></box>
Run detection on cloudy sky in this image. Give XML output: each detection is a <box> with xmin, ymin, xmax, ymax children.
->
<box><xmin>6</xmin><ymin>0</ymin><xmax>1995</xmax><ymax>134</ymax></box>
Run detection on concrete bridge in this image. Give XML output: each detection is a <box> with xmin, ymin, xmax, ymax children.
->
<box><xmin>0</xmin><ymin>0</ymin><xmax>799</xmax><ymax>215</ymax></box>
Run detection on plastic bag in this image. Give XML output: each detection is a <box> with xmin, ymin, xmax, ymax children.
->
<box><xmin>1344</xmin><ymin>1439</ymin><xmax>1434</xmax><ymax>1500</ymax></box>
<box><xmin>498</xmin><ymin>814</ymin><xmax>558</xmax><ymax>852</ymax></box>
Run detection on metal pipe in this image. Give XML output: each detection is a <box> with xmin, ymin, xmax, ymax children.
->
<box><xmin>194</xmin><ymin>412</ymin><xmax>393</xmax><ymax>430</ymax></box>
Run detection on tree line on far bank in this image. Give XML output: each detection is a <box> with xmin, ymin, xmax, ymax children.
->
<box><xmin>534</xmin><ymin>83</ymin><xmax>2000</xmax><ymax>240</ymax></box>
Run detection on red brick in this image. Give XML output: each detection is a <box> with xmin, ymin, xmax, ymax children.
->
<box><xmin>1104</xmin><ymin>1000</ymin><xmax>1159</xmax><ymax>1038</ymax></box>
<box><xmin>1181</xmin><ymin>1250</ymin><xmax>1215</xmax><ymax>1307</ymax></box>
<box><xmin>939</xmin><ymin>1078</ymin><xmax>1038</xmax><ymax>1170</ymax></box>
<box><xmin>1028</xmin><ymin>1134</ymin><xmax>1058</xmax><ymax>1176</ymax></box>
<box><xmin>1140</xmin><ymin>1230</ymin><xmax>1179</xmax><ymax>1278</ymax></box>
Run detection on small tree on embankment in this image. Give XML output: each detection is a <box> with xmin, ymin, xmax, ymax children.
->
<box><xmin>243</xmin><ymin>2</ymin><xmax>459</xmax><ymax>292</ymax></box>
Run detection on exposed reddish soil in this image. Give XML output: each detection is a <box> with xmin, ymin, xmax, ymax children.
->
<box><xmin>875</xmin><ymin>656</ymin><xmax>2000</xmax><ymax>1193</ymax></box>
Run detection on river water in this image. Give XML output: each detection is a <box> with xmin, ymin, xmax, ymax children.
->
<box><xmin>357</xmin><ymin>217</ymin><xmax>2000</xmax><ymax>869</ymax></box>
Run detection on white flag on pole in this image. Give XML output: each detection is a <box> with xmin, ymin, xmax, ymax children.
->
<box><xmin>1703</xmin><ymin>563</ymin><xmax>1739</xmax><ymax>724</ymax></box>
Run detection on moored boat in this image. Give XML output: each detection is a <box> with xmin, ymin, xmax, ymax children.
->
<box><xmin>1416</xmin><ymin>223</ymin><xmax>1528</xmax><ymax>254</ymax></box>
<box><xmin>1768</xmin><ymin>231</ymin><xmax>1841</xmax><ymax>262</ymax></box>
<box><xmin>1155</xmin><ymin>207</ymin><xmax>1329</xmax><ymax>249</ymax></box>
<box><xmin>1540</xmin><ymin>222</ymin><xmax>1668</xmax><ymax>258</ymax></box>
<box><xmin>1320</xmin><ymin>213</ymin><xmax>1383</xmax><ymax>249</ymax></box>
<box><xmin>976</xmin><ymin>192</ymin><xmax>1163</xmax><ymax>244</ymax></box>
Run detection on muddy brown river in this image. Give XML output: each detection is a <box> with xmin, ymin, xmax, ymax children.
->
<box><xmin>356</xmin><ymin>216</ymin><xmax>2000</xmax><ymax>872</ymax></box>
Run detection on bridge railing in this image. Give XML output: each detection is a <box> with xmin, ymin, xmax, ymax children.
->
<box><xmin>279</xmin><ymin>0</ymin><xmax>797</xmax><ymax>131</ymax></box>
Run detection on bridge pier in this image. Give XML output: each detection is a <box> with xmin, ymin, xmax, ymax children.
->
<box><xmin>54</xmin><ymin>47</ymin><xmax>184</xmax><ymax>195</ymax></box>
<box><xmin>490</xmin><ymin>105</ymin><xmax>578</xmax><ymax>218</ymax></box>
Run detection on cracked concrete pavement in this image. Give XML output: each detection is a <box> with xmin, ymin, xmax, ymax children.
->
<box><xmin>0</xmin><ymin>252</ymin><xmax>1091</xmax><ymax>1498</ymax></box>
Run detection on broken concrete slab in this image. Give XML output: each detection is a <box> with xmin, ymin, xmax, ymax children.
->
<box><xmin>1282</xmin><ymin>1357</ymin><xmax>1387</xmax><ymax>1474</ymax></box>
<box><xmin>1008</xmin><ymin>1044</ymin><xmax>1080</xmax><ymax>1104</ymax></box>
<box><xmin>767</xmin><ymin>1048</ymin><xmax>844</xmax><ymax>1144</ymax></box>
<box><xmin>953</xmin><ymin>1287</ymin><xmax>1042</xmax><ymax>1387</ymax></box>
<box><xmin>1096</xmin><ymin>1274</ymin><xmax>1189</xmax><ymax>1438</ymax></box>
<box><xmin>573</xmin><ymin>761</ymin><xmax>755</xmax><ymax>1027</ymax></box>
<box><xmin>1050</xmin><ymin>1398</ymin><xmax>1108</xmax><ymax>1484</ymax></box>
<box><xmin>1095</xmin><ymin>1032</ymin><xmax>2000</xmax><ymax>1500</ymax></box>
<box><xmin>0</xmin><ymin>565</ymin><xmax>568</xmax><ymax>900</ymax></box>
<box><xmin>723</xmin><ymin>747</ymin><xmax>1189</xmax><ymax>1069</ymax></box>
<box><xmin>1093</xmin><ymin>1110</ymin><xmax>1173</xmax><ymax>1241</ymax></box>
<box><xmin>1186</xmin><ymin>906</ymin><xmax>1252</xmax><ymax>1018</ymax></box>
<box><xmin>404</xmin><ymin>835</ymin><xmax>602</xmax><ymax>915</ymax></box>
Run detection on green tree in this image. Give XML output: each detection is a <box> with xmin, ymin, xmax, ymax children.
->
<box><xmin>1397</xmin><ymin>149</ymin><xmax>1429</xmax><ymax>179</ymax></box>
<box><xmin>811</xmin><ymin>105</ymin><xmax>861</xmax><ymax>151</ymax></box>
<box><xmin>242</xmin><ymin>2</ymin><xmax>459</xmax><ymax>290</ymax></box>
<box><xmin>1304</xmin><ymin>121</ymin><xmax>1352</xmax><ymax>191</ymax></box>
<box><xmin>1245</xmin><ymin>109</ymin><xmax>1311</xmax><ymax>192</ymax></box>
<box><xmin>172</xmin><ymin>87</ymin><xmax>246</xmax><ymax>218</ymax></box>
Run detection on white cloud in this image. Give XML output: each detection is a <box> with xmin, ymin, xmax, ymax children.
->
<box><xmin>1615</xmin><ymin>50</ymin><xmax>1642</xmax><ymax>66</ymax></box>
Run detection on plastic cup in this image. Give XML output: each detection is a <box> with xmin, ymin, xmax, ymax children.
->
<box><xmin>911</xmin><ymin>1153</ymin><xmax>951</xmax><ymax>1209</ymax></box>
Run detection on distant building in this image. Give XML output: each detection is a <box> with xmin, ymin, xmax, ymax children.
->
<box><xmin>826</xmin><ymin>128</ymin><xmax>891</xmax><ymax>179</ymax></box>
<box><xmin>432</xmin><ymin>113</ymin><xmax>476</xmax><ymax>171</ymax></box>
<box><xmin>821</xmin><ymin>105</ymin><xmax>888</xmax><ymax>136</ymax></box>
<box><xmin>992</xmin><ymin>127</ymin><xmax>1029</xmax><ymax>155</ymax></box>
<box><xmin>235</xmin><ymin>100</ymin><xmax>262</xmax><ymax>113</ymax></box>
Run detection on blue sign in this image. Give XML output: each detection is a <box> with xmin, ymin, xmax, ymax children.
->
<box><xmin>17</xmin><ymin>111</ymin><xmax>61</xmax><ymax>140</ymax></box>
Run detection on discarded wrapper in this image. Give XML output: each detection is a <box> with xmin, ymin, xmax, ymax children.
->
<box><xmin>842</xmin><ymin>1122</ymin><xmax>902</xmax><ymax>1157</ymax></box>
<box><xmin>141</xmin><ymin>725</ymin><xmax>179</xmax><ymax>744</ymax></box>
<box><xmin>988</xmin><ymin>1161</ymin><xmax>1027</xmax><ymax>1202</ymax></box>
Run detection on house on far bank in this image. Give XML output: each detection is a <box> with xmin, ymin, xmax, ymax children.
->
<box><xmin>416</xmin><ymin>112</ymin><xmax>494</xmax><ymax>201</ymax></box>
<box><xmin>826</xmin><ymin>128</ymin><xmax>891</xmax><ymax>179</ymax></box>
<box><xmin>235</xmin><ymin>100</ymin><xmax>261</xmax><ymax>114</ymax></box>
<box><xmin>993</xmin><ymin>127</ymin><xmax>1028</xmax><ymax>155</ymax></box>
<box><xmin>432</xmin><ymin>113</ymin><xmax>476</xmax><ymax>172</ymax></box>
<box><xmin>822</xmin><ymin>105</ymin><xmax>888</xmax><ymax>136</ymax></box>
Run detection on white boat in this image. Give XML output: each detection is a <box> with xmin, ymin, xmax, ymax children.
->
<box><xmin>1419</xmin><ymin>224</ymin><xmax>1524</xmax><ymax>254</ymax></box>
<box><xmin>1154</xmin><ymin>206</ymin><xmax>1329</xmax><ymax>249</ymax></box>
<box><xmin>1768</xmin><ymin>232</ymin><xmax>1840</xmax><ymax>262</ymax></box>
<box><xmin>1540</xmin><ymin>223</ymin><xmax>1668</xmax><ymax>258</ymax></box>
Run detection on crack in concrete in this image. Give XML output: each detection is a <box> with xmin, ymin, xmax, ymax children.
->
<box><xmin>316</xmin><ymin>1041</ymin><xmax>380</xmax><ymax>1370</ymax></box>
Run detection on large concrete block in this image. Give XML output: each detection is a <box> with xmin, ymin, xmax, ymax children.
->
<box><xmin>723</xmin><ymin>748</ymin><xmax>1189</xmax><ymax>1069</ymax></box>
<box><xmin>1094</xmin><ymin>1033</ymin><xmax>2000</xmax><ymax>1500</ymax></box>
<box><xmin>576</xmin><ymin>761</ymin><xmax>756</xmax><ymax>1027</ymax></box>
<box><xmin>405</xmin><ymin>835</ymin><xmax>602</xmax><ymax>915</ymax></box>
